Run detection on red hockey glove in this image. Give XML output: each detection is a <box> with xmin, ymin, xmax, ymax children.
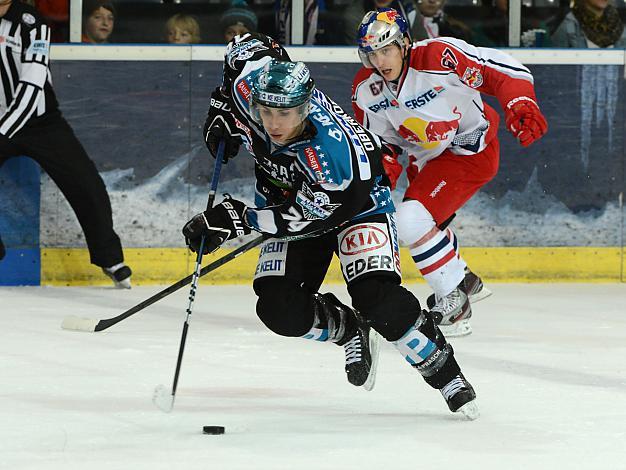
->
<box><xmin>505</xmin><ymin>97</ymin><xmax>548</xmax><ymax>147</ymax></box>
<box><xmin>381</xmin><ymin>143</ymin><xmax>403</xmax><ymax>190</ymax></box>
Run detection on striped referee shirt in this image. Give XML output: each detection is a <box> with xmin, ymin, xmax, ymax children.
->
<box><xmin>0</xmin><ymin>1</ymin><xmax>58</xmax><ymax>138</ymax></box>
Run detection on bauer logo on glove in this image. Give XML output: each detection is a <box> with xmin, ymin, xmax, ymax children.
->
<box><xmin>182</xmin><ymin>197</ymin><xmax>251</xmax><ymax>254</ymax></box>
<box><xmin>203</xmin><ymin>87</ymin><xmax>243</xmax><ymax>163</ymax></box>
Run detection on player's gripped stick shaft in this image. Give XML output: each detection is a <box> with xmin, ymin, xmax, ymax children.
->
<box><xmin>153</xmin><ymin>141</ymin><xmax>224</xmax><ymax>414</ymax></box>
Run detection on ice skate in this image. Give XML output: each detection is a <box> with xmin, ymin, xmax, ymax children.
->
<box><xmin>338</xmin><ymin>318</ymin><xmax>380</xmax><ymax>391</ymax></box>
<box><xmin>318</xmin><ymin>293</ymin><xmax>379</xmax><ymax>391</ymax></box>
<box><xmin>427</xmin><ymin>281</ymin><xmax>472</xmax><ymax>337</ymax></box>
<box><xmin>102</xmin><ymin>263</ymin><xmax>132</xmax><ymax>289</ymax></box>
<box><xmin>463</xmin><ymin>268</ymin><xmax>492</xmax><ymax>303</ymax></box>
<box><xmin>0</xmin><ymin>233</ymin><xmax>5</xmax><ymax>260</ymax></box>
<box><xmin>440</xmin><ymin>373</ymin><xmax>479</xmax><ymax>420</ymax></box>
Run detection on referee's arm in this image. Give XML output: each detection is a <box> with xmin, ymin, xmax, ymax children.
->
<box><xmin>0</xmin><ymin>22</ymin><xmax>50</xmax><ymax>138</ymax></box>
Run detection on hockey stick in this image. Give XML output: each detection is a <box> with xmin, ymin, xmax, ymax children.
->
<box><xmin>61</xmin><ymin>235</ymin><xmax>264</xmax><ymax>333</ymax></box>
<box><xmin>153</xmin><ymin>142</ymin><xmax>225</xmax><ymax>412</ymax></box>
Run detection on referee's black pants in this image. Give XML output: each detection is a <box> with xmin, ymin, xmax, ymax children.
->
<box><xmin>0</xmin><ymin>111</ymin><xmax>124</xmax><ymax>268</ymax></box>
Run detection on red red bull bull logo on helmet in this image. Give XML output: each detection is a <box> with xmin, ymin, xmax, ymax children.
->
<box><xmin>376</xmin><ymin>10</ymin><xmax>400</xmax><ymax>24</ymax></box>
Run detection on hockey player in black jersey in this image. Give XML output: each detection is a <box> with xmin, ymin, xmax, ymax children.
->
<box><xmin>183</xmin><ymin>33</ymin><xmax>478</xmax><ymax>418</ymax></box>
<box><xmin>0</xmin><ymin>0</ymin><xmax>131</xmax><ymax>287</ymax></box>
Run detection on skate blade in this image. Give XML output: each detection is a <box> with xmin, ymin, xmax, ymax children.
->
<box><xmin>457</xmin><ymin>400</ymin><xmax>480</xmax><ymax>420</ymax></box>
<box><xmin>114</xmin><ymin>278</ymin><xmax>132</xmax><ymax>289</ymax></box>
<box><xmin>439</xmin><ymin>319</ymin><xmax>472</xmax><ymax>337</ymax></box>
<box><xmin>362</xmin><ymin>330</ymin><xmax>381</xmax><ymax>392</ymax></box>
<box><xmin>469</xmin><ymin>286</ymin><xmax>492</xmax><ymax>304</ymax></box>
<box><xmin>153</xmin><ymin>384</ymin><xmax>175</xmax><ymax>413</ymax></box>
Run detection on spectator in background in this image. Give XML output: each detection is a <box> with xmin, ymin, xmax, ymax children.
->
<box><xmin>551</xmin><ymin>0</ymin><xmax>626</xmax><ymax>48</ymax></box>
<box><xmin>221</xmin><ymin>0</ymin><xmax>258</xmax><ymax>43</ymax></box>
<box><xmin>165</xmin><ymin>13</ymin><xmax>201</xmax><ymax>44</ymax></box>
<box><xmin>340</xmin><ymin>0</ymin><xmax>428</xmax><ymax>46</ymax></box>
<box><xmin>473</xmin><ymin>0</ymin><xmax>551</xmax><ymax>47</ymax></box>
<box><xmin>418</xmin><ymin>0</ymin><xmax>472</xmax><ymax>41</ymax></box>
<box><xmin>275</xmin><ymin>0</ymin><xmax>323</xmax><ymax>44</ymax></box>
<box><xmin>35</xmin><ymin>0</ymin><xmax>69</xmax><ymax>42</ymax></box>
<box><xmin>82</xmin><ymin>0</ymin><xmax>115</xmax><ymax>44</ymax></box>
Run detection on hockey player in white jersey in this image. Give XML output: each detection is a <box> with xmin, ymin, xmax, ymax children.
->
<box><xmin>352</xmin><ymin>9</ymin><xmax>547</xmax><ymax>336</ymax></box>
<box><xmin>182</xmin><ymin>33</ymin><xmax>479</xmax><ymax>418</ymax></box>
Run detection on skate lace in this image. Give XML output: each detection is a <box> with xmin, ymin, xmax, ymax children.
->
<box><xmin>343</xmin><ymin>334</ymin><xmax>362</xmax><ymax>365</ymax></box>
<box><xmin>432</xmin><ymin>289</ymin><xmax>461</xmax><ymax>315</ymax></box>
<box><xmin>440</xmin><ymin>375</ymin><xmax>466</xmax><ymax>400</ymax></box>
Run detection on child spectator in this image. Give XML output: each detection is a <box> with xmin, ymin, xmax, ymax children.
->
<box><xmin>221</xmin><ymin>0</ymin><xmax>258</xmax><ymax>43</ymax></box>
<box><xmin>165</xmin><ymin>13</ymin><xmax>201</xmax><ymax>44</ymax></box>
<box><xmin>82</xmin><ymin>0</ymin><xmax>115</xmax><ymax>44</ymax></box>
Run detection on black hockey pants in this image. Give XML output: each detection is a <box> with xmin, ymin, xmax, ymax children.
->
<box><xmin>252</xmin><ymin>213</ymin><xmax>421</xmax><ymax>342</ymax></box>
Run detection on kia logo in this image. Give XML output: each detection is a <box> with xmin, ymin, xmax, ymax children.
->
<box><xmin>340</xmin><ymin>225</ymin><xmax>388</xmax><ymax>255</ymax></box>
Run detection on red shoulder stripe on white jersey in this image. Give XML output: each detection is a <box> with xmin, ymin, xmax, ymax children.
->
<box><xmin>409</xmin><ymin>37</ymin><xmax>537</xmax><ymax>109</ymax></box>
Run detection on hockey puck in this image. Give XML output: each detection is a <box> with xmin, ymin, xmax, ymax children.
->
<box><xmin>202</xmin><ymin>426</ymin><xmax>225</xmax><ymax>435</ymax></box>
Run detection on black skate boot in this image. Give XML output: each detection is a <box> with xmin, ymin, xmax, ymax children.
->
<box><xmin>315</xmin><ymin>293</ymin><xmax>380</xmax><ymax>391</ymax></box>
<box><xmin>440</xmin><ymin>373</ymin><xmax>479</xmax><ymax>420</ymax></box>
<box><xmin>463</xmin><ymin>268</ymin><xmax>492</xmax><ymax>303</ymax></box>
<box><xmin>427</xmin><ymin>280</ymin><xmax>472</xmax><ymax>337</ymax></box>
<box><xmin>102</xmin><ymin>263</ymin><xmax>132</xmax><ymax>289</ymax></box>
<box><xmin>0</xmin><ymin>233</ymin><xmax>5</xmax><ymax>260</ymax></box>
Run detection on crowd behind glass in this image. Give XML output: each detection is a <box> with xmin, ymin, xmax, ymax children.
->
<box><xmin>31</xmin><ymin>0</ymin><xmax>626</xmax><ymax>48</ymax></box>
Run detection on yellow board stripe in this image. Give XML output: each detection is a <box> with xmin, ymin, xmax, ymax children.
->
<box><xmin>41</xmin><ymin>246</ymin><xmax>625</xmax><ymax>285</ymax></box>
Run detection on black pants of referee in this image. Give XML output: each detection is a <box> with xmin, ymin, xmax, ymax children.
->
<box><xmin>0</xmin><ymin>111</ymin><xmax>124</xmax><ymax>268</ymax></box>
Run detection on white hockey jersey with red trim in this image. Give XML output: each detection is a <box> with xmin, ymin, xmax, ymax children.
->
<box><xmin>352</xmin><ymin>37</ymin><xmax>537</xmax><ymax>170</ymax></box>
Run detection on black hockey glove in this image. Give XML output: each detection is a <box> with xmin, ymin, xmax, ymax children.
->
<box><xmin>203</xmin><ymin>87</ymin><xmax>242</xmax><ymax>163</ymax></box>
<box><xmin>182</xmin><ymin>197</ymin><xmax>251</xmax><ymax>254</ymax></box>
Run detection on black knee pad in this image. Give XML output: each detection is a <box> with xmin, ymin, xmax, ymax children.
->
<box><xmin>253</xmin><ymin>277</ymin><xmax>315</xmax><ymax>337</ymax></box>
<box><xmin>348</xmin><ymin>277</ymin><xmax>421</xmax><ymax>342</ymax></box>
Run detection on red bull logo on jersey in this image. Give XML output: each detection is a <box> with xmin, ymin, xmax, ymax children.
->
<box><xmin>404</xmin><ymin>86</ymin><xmax>445</xmax><ymax>110</ymax></box>
<box><xmin>398</xmin><ymin>117</ymin><xmax>459</xmax><ymax>149</ymax></box>
<box><xmin>461</xmin><ymin>67</ymin><xmax>483</xmax><ymax>88</ymax></box>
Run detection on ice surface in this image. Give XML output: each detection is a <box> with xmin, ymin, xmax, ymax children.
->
<box><xmin>1</xmin><ymin>283</ymin><xmax>625</xmax><ymax>470</ymax></box>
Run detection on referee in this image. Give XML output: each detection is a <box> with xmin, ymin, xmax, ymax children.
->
<box><xmin>0</xmin><ymin>0</ymin><xmax>132</xmax><ymax>288</ymax></box>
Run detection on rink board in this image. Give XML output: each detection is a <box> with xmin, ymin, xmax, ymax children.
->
<box><xmin>40</xmin><ymin>246</ymin><xmax>624</xmax><ymax>285</ymax></box>
<box><xmin>2</xmin><ymin>49</ymin><xmax>626</xmax><ymax>285</ymax></box>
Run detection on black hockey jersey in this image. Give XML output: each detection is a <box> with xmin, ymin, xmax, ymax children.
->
<box><xmin>217</xmin><ymin>33</ymin><xmax>393</xmax><ymax>240</ymax></box>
